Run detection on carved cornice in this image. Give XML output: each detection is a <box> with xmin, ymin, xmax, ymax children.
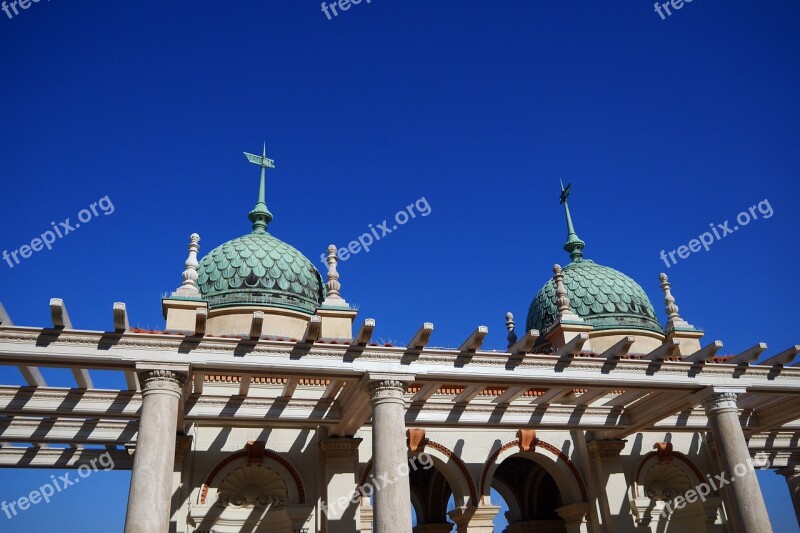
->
<box><xmin>319</xmin><ymin>437</ymin><xmax>362</xmax><ymax>458</ymax></box>
<box><xmin>588</xmin><ymin>438</ymin><xmax>626</xmax><ymax>459</ymax></box>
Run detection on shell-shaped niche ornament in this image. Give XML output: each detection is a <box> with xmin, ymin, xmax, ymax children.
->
<box><xmin>642</xmin><ymin>463</ymin><xmax>693</xmax><ymax>501</ymax></box>
<box><xmin>216</xmin><ymin>465</ymin><xmax>289</xmax><ymax>509</ymax></box>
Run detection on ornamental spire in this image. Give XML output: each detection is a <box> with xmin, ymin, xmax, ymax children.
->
<box><xmin>244</xmin><ymin>143</ymin><xmax>275</xmax><ymax>233</ymax></box>
<box><xmin>323</xmin><ymin>244</ymin><xmax>348</xmax><ymax>306</ymax></box>
<box><xmin>172</xmin><ymin>233</ymin><xmax>201</xmax><ymax>298</ymax></box>
<box><xmin>659</xmin><ymin>273</ymin><xmax>694</xmax><ymax>331</ymax></box>
<box><xmin>505</xmin><ymin>312</ymin><xmax>517</xmax><ymax>349</ymax></box>
<box><xmin>560</xmin><ymin>179</ymin><xmax>585</xmax><ymax>262</ymax></box>
<box><xmin>553</xmin><ymin>264</ymin><xmax>582</xmax><ymax>322</ymax></box>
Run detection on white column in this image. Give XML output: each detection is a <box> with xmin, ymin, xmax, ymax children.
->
<box><xmin>777</xmin><ymin>464</ymin><xmax>800</xmax><ymax>528</ymax></box>
<box><xmin>319</xmin><ymin>437</ymin><xmax>363</xmax><ymax>533</ymax></box>
<box><xmin>587</xmin><ymin>439</ymin><xmax>634</xmax><ymax>531</ymax></box>
<box><xmin>702</xmin><ymin>390</ymin><xmax>772</xmax><ymax>533</ymax></box>
<box><xmin>368</xmin><ymin>374</ymin><xmax>413</xmax><ymax>533</ymax></box>
<box><xmin>124</xmin><ymin>365</ymin><xmax>188</xmax><ymax>533</ymax></box>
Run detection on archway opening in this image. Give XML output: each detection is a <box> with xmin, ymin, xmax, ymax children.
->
<box><xmin>492</xmin><ymin>456</ymin><xmax>566</xmax><ymax>533</ymax></box>
<box><xmin>409</xmin><ymin>454</ymin><xmax>456</xmax><ymax>532</ymax></box>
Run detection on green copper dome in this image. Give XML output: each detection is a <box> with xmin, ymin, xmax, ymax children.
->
<box><xmin>526</xmin><ymin>260</ymin><xmax>663</xmax><ymax>335</ymax></box>
<box><xmin>195</xmin><ymin>145</ymin><xmax>325</xmax><ymax>314</ymax></box>
<box><xmin>197</xmin><ymin>233</ymin><xmax>324</xmax><ymax>313</ymax></box>
<box><xmin>526</xmin><ymin>182</ymin><xmax>663</xmax><ymax>336</ymax></box>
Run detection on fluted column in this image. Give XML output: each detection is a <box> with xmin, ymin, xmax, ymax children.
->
<box><xmin>777</xmin><ymin>464</ymin><xmax>800</xmax><ymax>528</ymax></box>
<box><xmin>124</xmin><ymin>365</ymin><xmax>188</xmax><ymax>533</ymax></box>
<box><xmin>368</xmin><ymin>374</ymin><xmax>413</xmax><ymax>533</ymax></box>
<box><xmin>702</xmin><ymin>390</ymin><xmax>772</xmax><ymax>533</ymax></box>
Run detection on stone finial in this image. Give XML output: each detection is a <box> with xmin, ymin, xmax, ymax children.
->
<box><xmin>554</xmin><ymin>264</ymin><xmax>571</xmax><ymax>314</ymax></box>
<box><xmin>173</xmin><ymin>233</ymin><xmax>201</xmax><ymax>298</ymax></box>
<box><xmin>323</xmin><ymin>244</ymin><xmax>347</xmax><ymax>306</ymax></box>
<box><xmin>659</xmin><ymin>273</ymin><xmax>693</xmax><ymax>331</ymax></box>
<box><xmin>553</xmin><ymin>264</ymin><xmax>582</xmax><ymax>323</ymax></box>
<box><xmin>505</xmin><ymin>312</ymin><xmax>517</xmax><ymax>349</ymax></box>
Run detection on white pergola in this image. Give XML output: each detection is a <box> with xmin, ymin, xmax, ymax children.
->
<box><xmin>0</xmin><ymin>299</ymin><xmax>799</xmax><ymax>531</ymax></box>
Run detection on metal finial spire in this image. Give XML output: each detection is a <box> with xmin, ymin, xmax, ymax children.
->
<box><xmin>559</xmin><ymin>179</ymin><xmax>585</xmax><ymax>262</ymax></box>
<box><xmin>244</xmin><ymin>143</ymin><xmax>276</xmax><ymax>233</ymax></box>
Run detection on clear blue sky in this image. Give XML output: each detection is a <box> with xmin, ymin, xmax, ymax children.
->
<box><xmin>1</xmin><ymin>1</ymin><xmax>798</xmax><ymax>530</ymax></box>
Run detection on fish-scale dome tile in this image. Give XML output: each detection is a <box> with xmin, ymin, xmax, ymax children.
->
<box><xmin>526</xmin><ymin>260</ymin><xmax>663</xmax><ymax>335</ymax></box>
<box><xmin>197</xmin><ymin>232</ymin><xmax>324</xmax><ymax>313</ymax></box>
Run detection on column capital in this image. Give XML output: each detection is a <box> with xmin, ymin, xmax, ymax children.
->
<box><xmin>587</xmin><ymin>438</ymin><xmax>626</xmax><ymax>459</ymax></box>
<box><xmin>136</xmin><ymin>363</ymin><xmax>189</xmax><ymax>398</ymax></box>
<box><xmin>367</xmin><ymin>372</ymin><xmax>414</xmax><ymax>404</ymax></box>
<box><xmin>319</xmin><ymin>436</ymin><xmax>363</xmax><ymax>458</ymax></box>
<box><xmin>701</xmin><ymin>389</ymin><xmax>742</xmax><ymax>415</ymax></box>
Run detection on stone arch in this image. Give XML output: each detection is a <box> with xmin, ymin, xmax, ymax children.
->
<box><xmin>632</xmin><ymin>445</ymin><xmax>705</xmax><ymax>500</ymax></box>
<box><xmin>199</xmin><ymin>444</ymin><xmax>306</xmax><ymax>505</ymax></box>
<box><xmin>629</xmin><ymin>443</ymin><xmax>717</xmax><ymax>529</ymax></box>
<box><xmin>480</xmin><ymin>435</ymin><xmax>588</xmax><ymax>506</ymax></box>
<box><xmin>357</xmin><ymin>439</ymin><xmax>478</xmax><ymax>507</ymax></box>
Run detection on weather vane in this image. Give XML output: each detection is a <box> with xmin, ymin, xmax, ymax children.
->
<box><xmin>559</xmin><ymin>179</ymin><xmax>584</xmax><ymax>262</ymax></box>
<box><xmin>244</xmin><ymin>143</ymin><xmax>275</xmax><ymax>233</ymax></box>
<box><xmin>559</xmin><ymin>178</ymin><xmax>571</xmax><ymax>205</ymax></box>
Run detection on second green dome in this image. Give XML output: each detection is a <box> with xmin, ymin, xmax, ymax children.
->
<box><xmin>526</xmin><ymin>260</ymin><xmax>663</xmax><ymax>335</ymax></box>
<box><xmin>197</xmin><ymin>232</ymin><xmax>324</xmax><ymax>314</ymax></box>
